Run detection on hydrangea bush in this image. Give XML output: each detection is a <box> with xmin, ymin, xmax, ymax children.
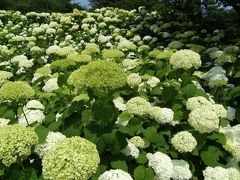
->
<box><xmin>0</xmin><ymin>6</ymin><xmax>239</xmax><ymax>180</ymax></box>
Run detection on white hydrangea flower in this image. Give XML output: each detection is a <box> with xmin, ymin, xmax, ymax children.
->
<box><xmin>99</xmin><ymin>169</ymin><xmax>133</xmax><ymax>180</ymax></box>
<box><xmin>186</xmin><ymin>96</ymin><xmax>212</xmax><ymax>111</ymax></box>
<box><xmin>226</xmin><ymin>107</ymin><xmax>236</xmax><ymax>121</ymax></box>
<box><xmin>129</xmin><ymin>136</ymin><xmax>146</xmax><ymax>148</ymax></box>
<box><xmin>203</xmin><ymin>66</ymin><xmax>228</xmax><ymax>88</ymax></box>
<box><xmin>42</xmin><ymin>78</ymin><xmax>59</xmax><ymax>92</ymax></box>
<box><xmin>149</xmin><ymin>106</ymin><xmax>174</xmax><ymax>124</ymax></box>
<box><xmin>46</xmin><ymin>45</ymin><xmax>61</xmax><ymax>55</ymax></box>
<box><xmin>118</xmin><ymin>39</ymin><xmax>137</xmax><ymax>51</ymax></box>
<box><xmin>121</xmin><ymin>142</ymin><xmax>139</xmax><ymax>159</ymax></box>
<box><xmin>220</xmin><ymin>124</ymin><xmax>240</xmax><ymax>161</ymax></box>
<box><xmin>18</xmin><ymin>109</ymin><xmax>45</xmax><ymax>126</ymax></box>
<box><xmin>126</xmin><ymin>97</ymin><xmax>151</xmax><ymax>116</ymax></box>
<box><xmin>227</xmin><ymin>167</ymin><xmax>240</xmax><ymax>180</ymax></box>
<box><xmin>146</xmin><ymin>76</ymin><xmax>160</xmax><ymax>88</ymax></box>
<box><xmin>212</xmin><ymin>104</ymin><xmax>227</xmax><ymax>118</ymax></box>
<box><xmin>203</xmin><ymin>166</ymin><xmax>229</xmax><ymax>180</ymax></box>
<box><xmin>113</xmin><ymin>96</ymin><xmax>126</xmax><ymax>111</ymax></box>
<box><xmin>188</xmin><ymin>107</ymin><xmax>219</xmax><ymax>133</ymax></box>
<box><xmin>147</xmin><ymin>152</ymin><xmax>173</xmax><ymax>179</ymax></box>
<box><xmin>25</xmin><ymin>100</ymin><xmax>45</xmax><ymax>110</ymax></box>
<box><xmin>169</xmin><ymin>49</ymin><xmax>201</xmax><ymax>70</ymax></box>
<box><xmin>171</xmin><ymin>131</ymin><xmax>197</xmax><ymax>153</ymax></box>
<box><xmin>0</xmin><ymin>118</ymin><xmax>10</xmax><ymax>128</ymax></box>
<box><xmin>10</xmin><ymin>55</ymin><xmax>33</xmax><ymax>68</ymax></box>
<box><xmin>127</xmin><ymin>73</ymin><xmax>142</xmax><ymax>88</ymax></box>
<box><xmin>172</xmin><ymin>160</ymin><xmax>192</xmax><ymax>180</ymax></box>
<box><xmin>35</xmin><ymin>131</ymin><xmax>66</xmax><ymax>158</ymax></box>
<box><xmin>122</xmin><ymin>59</ymin><xmax>139</xmax><ymax>70</ymax></box>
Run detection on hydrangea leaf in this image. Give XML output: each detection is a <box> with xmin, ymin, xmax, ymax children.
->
<box><xmin>200</xmin><ymin>146</ymin><xmax>224</xmax><ymax>167</ymax></box>
<box><xmin>111</xmin><ymin>160</ymin><xmax>128</xmax><ymax>172</ymax></box>
<box><xmin>134</xmin><ymin>165</ymin><xmax>145</xmax><ymax>180</ymax></box>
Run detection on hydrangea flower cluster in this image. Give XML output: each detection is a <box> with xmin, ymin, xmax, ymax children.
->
<box><xmin>99</xmin><ymin>169</ymin><xmax>133</xmax><ymax>180</ymax></box>
<box><xmin>68</xmin><ymin>60</ymin><xmax>126</xmax><ymax>96</ymax></box>
<box><xmin>125</xmin><ymin>96</ymin><xmax>151</xmax><ymax>116</ymax></box>
<box><xmin>147</xmin><ymin>152</ymin><xmax>192</xmax><ymax>180</ymax></box>
<box><xmin>18</xmin><ymin>99</ymin><xmax>45</xmax><ymax>126</ymax></box>
<box><xmin>0</xmin><ymin>124</ymin><xmax>38</xmax><ymax>166</ymax></box>
<box><xmin>127</xmin><ymin>73</ymin><xmax>142</xmax><ymax>88</ymax></box>
<box><xmin>42</xmin><ymin>137</ymin><xmax>100</xmax><ymax>180</ymax></box>
<box><xmin>169</xmin><ymin>49</ymin><xmax>201</xmax><ymax>70</ymax></box>
<box><xmin>0</xmin><ymin>71</ymin><xmax>13</xmax><ymax>85</ymax></box>
<box><xmin>171</xmin><ymin>131</ymin><xmax>197</xmax><ymax>153</ymax></box>
<box><xmin>35</xmin><ymin>131</ymin><xmax>66</xmax><ymax>158</ymax></box>
<box><xmin>0</xmin><ymin>81</ymin><xmax>35</xmax><ymax>102</ymax></box>
<box><xmin>186</xmin><ymin>96</ymin><xmax>227</xmax><ymax>133</ymax></box>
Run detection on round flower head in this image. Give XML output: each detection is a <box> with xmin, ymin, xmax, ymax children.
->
<box><xmin>42</xmin><ymin>78</ymin><xmax>59</xmax><ymax>93</ymax></box>
<box><xmin>171</xmin><ymin>131</ymin><xmax>197</xmax><ymax>153</ymax></box>
<box><xmin>102</xmin><ymin>49</ymin><xmax>125</xmax><ymax>60</ymax></box>
<box><xmin>126</xmin><ymin>97</ymin><xmax>151</xmax><ymax>116</ymax></box>
<box><xmin>113</xmin><ymin>96</ymin><xmax>126</xmax><ymax>111</ymax></box>
<box><xmin>99</xmin><ymin>169</ymin><xmax>133</xmax><ymax>180</ymax></box>
<box><xmin>172</xmin><ymin>160</ymin><xmax>192</xmax><ymax>180</ymax></box>
<box><xmin>68</xmin><ymin>60</ymin><xmax>126</xmax><ymax>96</ymax></box>
<box><xmin>35</xmin><ymin>131</ymin><xmax>66</xmax><ymax>158</ymax></box>
<box><xmin>146</xmin><ymin>76</ymin><xmax>160</xmax><ymax>88</ymax></box>
<box><xmin>188</xmin><ymin>107</ymin><xmax>219</xmax><ymax>133</ymax></box>
<box><xmin>121</xmin><ymin>141</ymin><xmax>139</xmax><ymax>159</ymax></box>
<box><xmin>203</xmin><ymin>166</ymin><xmax>229</xmax><ymax>180</ymax></box>
<box><xmin>227</xmin><ymin>167</ymin><xmax>240</xmax><ymax>180</ymax></box>
<box><xmin>118</xmin><ymin>39</ymin><xmax>137</xmax><ymax>51</ymax></box>
<box><xmin>25</xmin><ymin>100</ymin><xmax>45</xmax><ymax>110</ymax></box>
<box><xmin>186</xmin><ymin>96</ymin><xmax>212</xmax><ymax>111</ymax></box>
<box><xmin>0</xmin><ymin>71</ymin><xmax>13</xmax><ymax>86</ymax></box>
<box><xmin>147</xmin><ymin>152</ymin><xmax>173</xmax><ymax>179</ymax></box>
<box><xmin>42</xmin><ymin>137</ymin><xmax>100</xmax><ymax>180</ymax></box>
<box><xmin>169</xmin><ymin>49</ymin><xmax>201</xmax><ymax>70</ymax></box>
<box><xmin>149</xmin><ymin>106</ymin><xmax>174</xmax><ymax>124</ymax></box>
<box><xmin>0</xmin><ymin>124</ymin><xmax>38</xmax><ymax>166</ymax></box>
<box><xmin>129</xmin><ymin>136</ymin><xmax>146</xmax><ymax>148</ymax></box>
<box><xmin>127</xmin><ymin>73</ymin><xmax>142</xmax><ymax>88</ymax></box>
<box><xmin>0</xmin><ymin>81</ymin><xmax>35</xmax><ymax>102</ymax></box>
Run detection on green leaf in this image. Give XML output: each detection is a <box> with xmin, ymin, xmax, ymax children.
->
<box><xmin>92</xmin><ymin>101</ymin><xmax>117</xmax><ymax>127</ymax></box>
<box><xmin>200</xmin><ymin>146</ymin><xmax>223</xmax><ymax>166</ymax></box>
<box><xmin>134</xmin><ymin>166</ymin><xmax>145</xmax><ymax>180</ymax></box>
<box><xmin>137</xmin><ymin>152</ymin><xmax>148</xmax><ymax>164</ymax></box>
<box><xmin>0</xmin><ymin>169</ymin><xmax>4</xmax><ymax>176</ymax></box>
<box><xmin>110</xmin><ymin>132</ymin><xmax>127</xmax><ymax>155</ymax></box>
<box><xmin>91</xmin><ymin>165</ymin><xmax>108</xmax><ymax>180</ymax></box>
<box><xmin>181</xmin><ymin>83</ymin><xmax>208</xmax><ymax>99</ymax></box>
<box><xmin>228</xmin><ymin>86</ymin><xmax>240</xmax><ymax>100</ymax></box>
<box><xmin>234</xmin><ymin>71</ymin><xmax>240</xmax><ymax>78</ymax></box>
<box><xmin>111</xmin><ymin>160</ymin><xmax>128</xmax><ymax>171</ymax></box>
<box><xmin>34</xmin><ymin>125</ymin><xmax>49</xmax><ymax>143</ymax></box>
<box><xmin>142</xmin><ymin>127</ymin><xmax>159</xmax><ymax>144</ymax></box>
<box><xmin>144</xmin><ymin>168</ymin><xmax>155</xmax><ymax>180</ymax></box>
<box><xmin>161</xmin><ymin>86</ymin><xmax>178</xmax><ymax>102</ymax></box>
<box><xmin>207</xmin><ymin>133</ymin><xmax>226</xmax><ymax>145</ymax></box>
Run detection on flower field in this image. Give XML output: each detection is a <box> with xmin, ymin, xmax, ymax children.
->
<box><xmin>0</xmin><ymin>6</ymin><xmax>240</xmax><ymax>180</ymax></box>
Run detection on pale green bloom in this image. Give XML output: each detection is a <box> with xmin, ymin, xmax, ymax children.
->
<box><xmin>203</xmin><ymin>166</ymin><xmax>229</xmax><ymax>180</ymax></box>
<box><xmin>129</xmin><ymin>136</ymin><xmax>146</xmax><ymax>148</ymax></box>
<box><xmin>149</xmin><ymin>106</ymin><xmax>174</xmax><ymax>124</ymax></box>
<box><xmin>102</xmin><ymin>49</ymin><xmax>125</xmax><ymax>60</ymax></box>
<box><xmin>126</xmin><ymin>97</ymin><xmax>151</xmax><ymax>116</ymax></box>
<box><xmin>171</xmin><ymin>131</ymin><xmax>197</xmax><ymax>153</ymax></box>
<box><xmin>42</xmin><ymin>137</ymin><xmax>100</xmax><ymax>180</ymax></box>
<box><xmin>0</xmin><ymin>71</ymin><xmax>13</xmax><ymax>85</ymax></box>
<box><xmin>0</xmin><ymin>124</ymin><xmax>38</xmax><ymax>166</ymax></box>
<box><xmin>172</xmin><ymin>160</ymin><xmax>192</xmax><ymax>180</ymax></box>
<box><xmin>169</xmin><ymin>49</ymin><xmax>201</xmax><ymax>70</ymax></box>
<box><xmin>127</xmin><ymin>73</ymin><xmax>142</xmax><ymax>88</ymax></box>
<box><xmin>68</xmin><ymin>60</ymin><xmax>126</xmax><ymax>96</ymax></box>
<box><xmin>188</xmin><ymin>107</ymin><xmax>219</xmax><ymax>133</ymax></box>
<box><xmin>0</xmin><ymin>81</ymin><xmax>35</xmax><ymax>102</ymax></box>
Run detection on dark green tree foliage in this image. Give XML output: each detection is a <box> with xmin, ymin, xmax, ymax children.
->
<box><xmin>0</xmin><ymin>0</ymin><xmax>83</xmax><ymax>12</ymax></box>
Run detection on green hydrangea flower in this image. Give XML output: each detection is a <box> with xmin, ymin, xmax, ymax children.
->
<box><xmin>0</xmin><ymin>71</ymin><xmax>13</xmax><ymax>85</ymax></box>
<box><xmin>169</xmin><ymin>49</ymin><xmax>201</xmax><ymax>70</ymax></box>
<box><xmin>42</xmin><ymin>137</ymin><xmax>100</xmax><ymax>180</ymax></box>
<box><xmin>67</xmin><ymin>54</ymin><xmax>92</xmax><ymax>63</ymax></box>
<box><xmin>0</xmin><ymin>124</ymin><xmax>38</xmax><ymax>166</ymax></box>
<box><xmin>68</xmin><ymin>60</ymin><xmax>126</xmax><ymax>96</ymax></box>
<box><xmin>0</xmin><ymin>81</ymin><xmax>35</xmax><ymax>102</ymax></box>
<box><xmin>50</xmin><ymin>59</ymin><xmax>77</xmax><ymax>72</ymax></box>
<box><xmin>102</xmin><ymin>49</ymin><xmax>125</xmax><ymax>60</ymax></box>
